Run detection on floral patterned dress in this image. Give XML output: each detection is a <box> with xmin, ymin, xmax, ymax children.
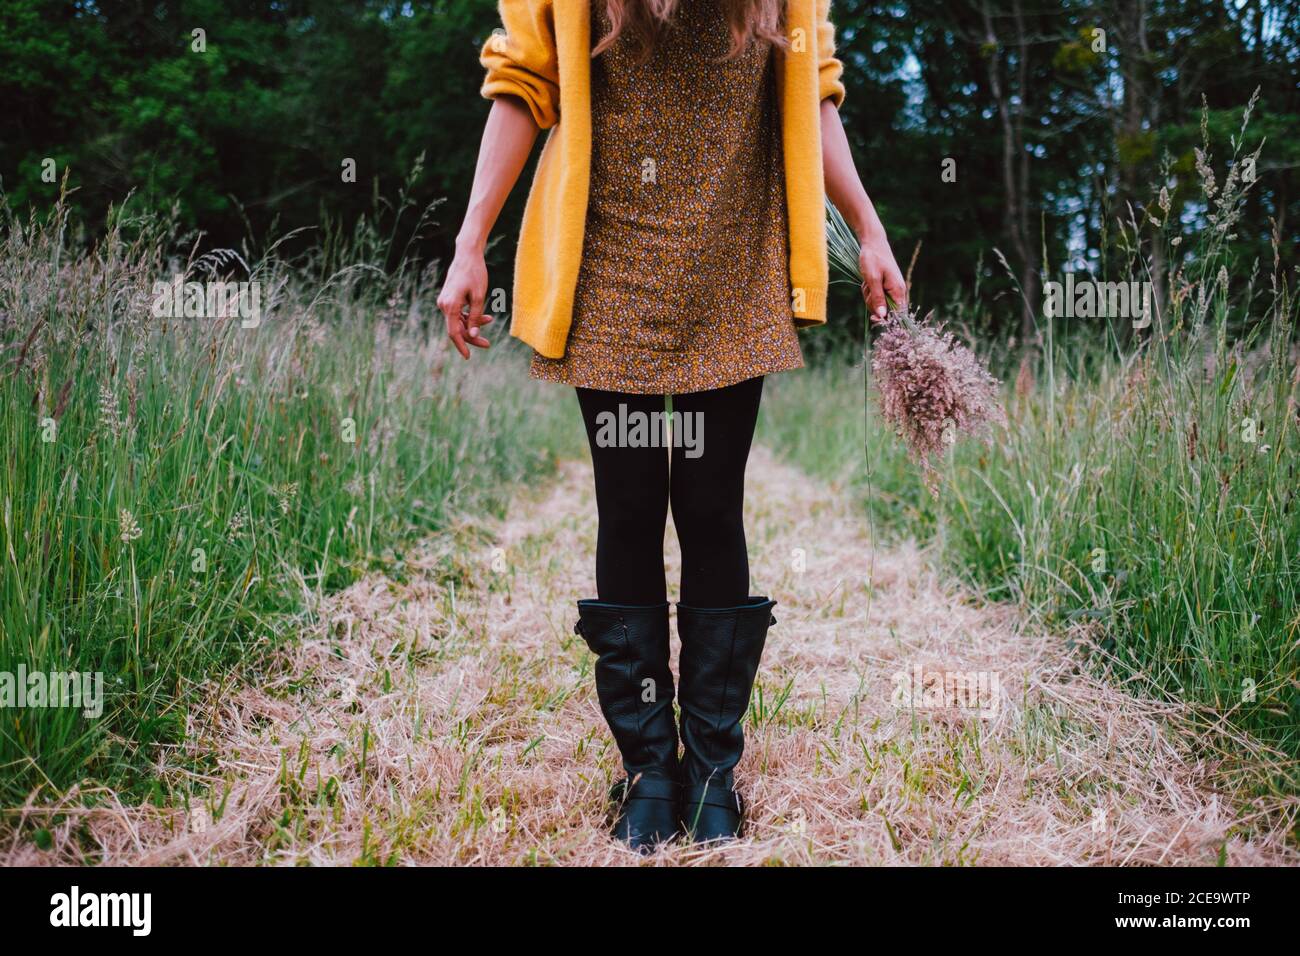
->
<box><xmin>529</xmin><ymin>0</ymin><xmax>802</xmax><ymax>394</ymax></box>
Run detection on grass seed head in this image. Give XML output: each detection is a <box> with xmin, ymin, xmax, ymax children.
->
<box><xmin>871</xmin><ymin>309</ymin><xmax>1006</xmax><ymax>495</ymax></box>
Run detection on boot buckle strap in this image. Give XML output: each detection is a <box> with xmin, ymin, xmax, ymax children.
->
<box><xmin>682</xmin><ymin>781</ymin><xmax>742</xmax><ymax>813</ymax></box>
<box><xmin>614</xmin><ymin>776</ymin><xmax>680</xmax><ymax>804</ymax></box>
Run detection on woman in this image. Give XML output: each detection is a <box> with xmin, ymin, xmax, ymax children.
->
<box><xmin>438</xmin><ymin>0</ymin><xmax>906</xmax><ymax>851</ymax></box>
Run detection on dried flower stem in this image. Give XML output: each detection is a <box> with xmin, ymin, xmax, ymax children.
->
<box><xmin>827</xmin><ymin>200</ymin><xmax>1006</xmax><ymax>495</ymax></box>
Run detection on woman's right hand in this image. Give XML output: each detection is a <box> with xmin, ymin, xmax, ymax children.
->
<box><xmin>437</xmin><ymin>244</ymin><xmax>493</xmax><ymax>360</ymax></box>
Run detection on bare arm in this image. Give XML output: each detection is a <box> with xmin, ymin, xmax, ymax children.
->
<box><xmin>820</xmin><ymin>99</ymin><xmax>907</xmax><ymax>323</ymax></box>
<box><xmin>437</xmin><ymin>95</ymin><xmax>540</xmax><ymax>359</ymax></box>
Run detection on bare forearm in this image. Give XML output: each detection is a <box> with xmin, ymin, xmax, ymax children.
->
<box><xmin>440</xmin><ymin>96</ymin><xmax>538</xmax><ymax>359</ymax></box>
<box><xmin>456</xmin><ymin>96</ymin><xmax>540</xmax><ymax>253</ymax></box>
<box><xmin>820</xmin><ymin>99</ymin><xmax>907</xmax><ymax>317</ymax></box>
<box><xmin>820</xmin><ymin>99</ymin><xmax>885</xmax><ymax>242</ymax></box>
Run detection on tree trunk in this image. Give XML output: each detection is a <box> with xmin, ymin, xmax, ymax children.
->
<box><xmin>982</xmin><ymin>0</ymin><xmax>1038</xmax><ymax>343</ymax></box>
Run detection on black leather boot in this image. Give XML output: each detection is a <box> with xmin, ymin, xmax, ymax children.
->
<box><xmin>676</xmin><ymin>596</ymin><xmax>777</xmax><ymax>843</ymax></box>
<box><xmin>574</xmin><ymin>600</ymin><xmax>680</xmax><ymax>851</ymax></box>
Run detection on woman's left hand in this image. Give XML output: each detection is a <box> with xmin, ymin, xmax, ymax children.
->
<box><xmin>858</xmin><ymin>231</ymin><xmax>908</xmax><ymax>325</ymax></box>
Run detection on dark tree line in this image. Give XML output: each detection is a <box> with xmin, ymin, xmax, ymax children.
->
<box><xmin>2</xmin><ymin>0</ymin><xmax>1297</xmax><ymax>343</ymax></box>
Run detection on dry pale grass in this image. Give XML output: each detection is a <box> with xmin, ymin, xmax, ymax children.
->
<box><xmin>5</xmin><ymin>448</ymin><xmax>1296</xmax><ymax>866</ymax></box>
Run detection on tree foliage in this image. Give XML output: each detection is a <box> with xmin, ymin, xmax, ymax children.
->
<box><xmin>1</xmin><ymin>0</ymin><xmax>1296</xmax><ymax>341</ymax></box>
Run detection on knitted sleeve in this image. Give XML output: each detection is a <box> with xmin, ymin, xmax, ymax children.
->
<box><xmin>816</xmin><ymin>0</ymin><xmax>847</xmax><ymax>109</ymax></box>
<box><xmin>479</xmin><ymin>0</ymin><xmax>561</xmax><ymax>129</ymax></box>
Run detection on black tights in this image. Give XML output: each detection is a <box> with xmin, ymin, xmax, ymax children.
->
<box><xmin>576</xmin><ymin>376</ymin><xmax>763</xmax><ymax>608</ymax></box>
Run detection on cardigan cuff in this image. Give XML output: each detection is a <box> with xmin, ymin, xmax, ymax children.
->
<box><xmin>511</xmin><ymin>309</ymin><xmax>572</xmax><ymax>359</ymax></box>
<box><xmin>791</xmin><ymin>285</ymin><xmax>829</xmax><ymax>326</ymax></box>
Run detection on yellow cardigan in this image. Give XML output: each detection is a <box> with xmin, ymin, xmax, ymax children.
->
<box><xmin>480</xmin><ymin>0</ymin><xmax>846</xmax><ymax>358</ymax></box>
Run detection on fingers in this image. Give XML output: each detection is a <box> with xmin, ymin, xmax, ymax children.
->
<box><xmin>883</xmin><ymin>268</ymin><xmax>909</xmax><ymax>312</ymax></box>
<box><xmin>448</xmin><ymin>324</ymin><xmax>470</xmax><ymax>360</ymax></box>
<box><xmin>465</xmin><ymin>289</ymin><xmax>486</xmax><ymax>337</ymax></box>
<box><xmin>439</xmin><ymin>293</ymin><xmax>471</xmax><ymax>360</ymax></box>
<box><xmin>863</xmin><ymin>268</ymin><xmax>888</xmax><ymax>324</ymax></box>
<box><xmin>439</xmin><ymin>254</ymin><xmax>494</xmax><ymax>360</ymax></box>
<box><xmin>463</xmin><ymin>289</ymin><xmax>494</xmax><ymax>349</ymax></box>
<box><xmin>441</xmin><ymin>310</ymin><xmax>491</xmax><ymax>359</ymax></box>
<box><xmin>449</xmin><ymin>320</ymin><xmax>490</xmax><ymax>357</ymax></box>
<box><xmin>465</xmin><ymin>302</ymin><xmax>496</xmax><ymax>344</ymax></box>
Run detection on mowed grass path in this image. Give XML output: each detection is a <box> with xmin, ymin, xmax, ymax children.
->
<box><xmin>8</xmin><ymin>447</ymin><xmax>1296</xmax><ymax>865</ymax></box>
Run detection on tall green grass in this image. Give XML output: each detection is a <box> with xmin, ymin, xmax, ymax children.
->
<box><xmin>762</xmin><ymin>104</ymin><xmax>1299</xmax><ymax>769</ymax></box>
<box><xmin>0</xmin><ymin>195</ymin><xmax>578</xmax><ymax>806</ymax></box>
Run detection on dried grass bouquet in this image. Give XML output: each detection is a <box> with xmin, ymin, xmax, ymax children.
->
<box><xmin>827</xmin><ymin>201</ymin><xmax>1006</xmax><ymax>495</ymax></box>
